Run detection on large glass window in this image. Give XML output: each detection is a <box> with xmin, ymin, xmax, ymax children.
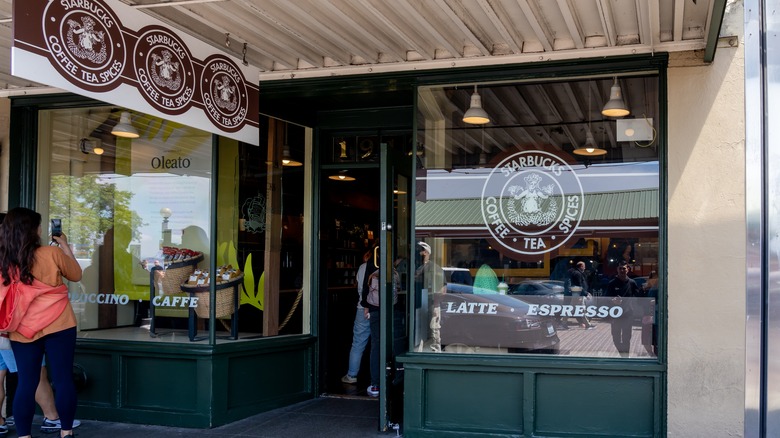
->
<box><xmin>415</xmin><ymin>75</ymin><xmax>660</xmax><ymax>358</ymax></box>
<box><xmin>36</xmin><ymin>107</ymin><xmax>310</xmax><ymax>343</ymax></box>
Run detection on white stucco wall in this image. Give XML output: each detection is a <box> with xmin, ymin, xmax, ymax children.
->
<box><xmin>666</xmin><ymin>45</ymin><xmax>746</xmax><ymax>436</ymax></box>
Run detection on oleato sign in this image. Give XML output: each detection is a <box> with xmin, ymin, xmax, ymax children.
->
<box><xmin>11</xmin><ymin>0</ymin><xmax>260</xmax><ymax>145</ymax></box>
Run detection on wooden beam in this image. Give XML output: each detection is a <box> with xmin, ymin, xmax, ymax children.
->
<box><xmin>263</xmin><ymin>118</ymin><xmax>282</xmax><ymax>336</ymax></box>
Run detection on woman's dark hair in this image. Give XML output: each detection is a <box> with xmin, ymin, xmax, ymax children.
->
<box><xmin>0</xmin><ymin>207</ymin><xmax>42</xmax><ymax>285</ymax></box>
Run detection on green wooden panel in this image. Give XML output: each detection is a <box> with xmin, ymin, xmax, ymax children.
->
<box><xmin>74</xmin><ymin>336</ymin><xmax>316</xmax><ymax>428</ymax></box>
<box><xmin>73</xmin><ymin>353</ymin><xmax>114</xmax><ymax>406</ymax></box>
<box><xmin>535</xmin><ymin>374</ymin><xmax>655</xmax><ymax>437</ymax></box>
<box><xmin>226</xmin><ymin>348</ymin><xmax>309</xmax><ymax>409</ymax></box>
<box><xmin>124</xmin><ymin>356</ymin><xmax>200</xmax><ymax>411</ymax></box>
<box><xmin>425</xmin><ymin>370</ymin><xmax>523</xmax><ymax>433</ymax></box>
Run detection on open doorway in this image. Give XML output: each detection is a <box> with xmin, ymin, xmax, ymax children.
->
<box><xmin>319</xmin><ymin>165</ymin><xmax>380</xmax><ymax>397</ymax></box>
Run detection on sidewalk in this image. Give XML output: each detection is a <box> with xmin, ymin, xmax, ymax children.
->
<box><xmin>20</xmin><ymin>397</ymin><xmax>394</xmax><ymax>437</ymax></box>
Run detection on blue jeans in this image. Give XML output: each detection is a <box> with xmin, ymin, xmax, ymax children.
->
<box><xmin>347</xmin><ymin>307</ymin><xmax>371</xmax><ymax>377</ymax></box>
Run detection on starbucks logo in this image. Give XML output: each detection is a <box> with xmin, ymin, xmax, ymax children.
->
<box><xmin>43</xmin><ymin>0</ymin><xmax>125</xmax><ymax>91</ymax></box>
<box><xmin>134</xmin><ymin>26</ymin><xmax>195</xmax><ymax>114</ymax></box>
<box><xmin>481</xmin><ymin>151</ymin><xmax>584</xmax><ymax>255</ymax></box>
<box><xmin>200</xmin><ymin>55</ymin><xmax>248</xmax><ymax>132</ymax></box>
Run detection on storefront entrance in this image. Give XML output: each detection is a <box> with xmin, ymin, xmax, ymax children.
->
<box><xmin>317</xmin><ymin>127</ymin><xmax>413</xmax><ymax>430</ymax></box>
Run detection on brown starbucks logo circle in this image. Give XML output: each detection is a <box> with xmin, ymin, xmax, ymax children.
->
<box><xmin>134</xmin><ymin>26</ymin><xmax>195</xmax><ymax>114</ymax></box>
<box><xmin>43</xmin><ymin>0</ymin><xmax>125</xmax><ymax>91</ymax></box>
<box><xmin>200</xmin><ymin>55</ymin><xmax>248</xmax><ymax>132</ymax></box>
<box><xmin>480</xmin><ymin>151</ymin><xmax>584</xmax><ymax>255</ymax></box>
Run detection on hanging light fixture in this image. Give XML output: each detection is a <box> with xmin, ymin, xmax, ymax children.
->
<box><xmin>573</xmin><ymin>131</ymin><xmax>607</xmax><ymax>156</ymax></box>
<box><xmin>575</xmin><ymin>81</ymin><xmax>607</xmax><ymax>156</ymax></box>
<box><xmin>111</xmin><ymin>111</ymin><xmax>139</xmax><ymax>138</ymax></box>
<box><xmin>282</xmin><ymin>145</ymin><xmax>302</xmax><ymax>166</ymax></box>
<box><xmin>601</xmin><ymin>77</ymin><xmax>630</xmax><ymax>117</ymax></box>
<box><xmin>462</xmin><ymin>85</ymin><xmax>490</xmax><ymax>125</ymax></box>
<box><xmin>328</xmin><ymin>170</ymin><xmax>355</xmax><ymax>181</ymax></box>
<box><xmin>281</xmin><ymin>124</ymin><xmax>302</xmax><ymax>166</ymax></box>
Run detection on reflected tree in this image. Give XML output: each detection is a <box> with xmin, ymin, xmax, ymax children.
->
<box><xmin>49</xmin><ymin>174</ymin><xmax>144</xmax><ymax>257</ymax></box>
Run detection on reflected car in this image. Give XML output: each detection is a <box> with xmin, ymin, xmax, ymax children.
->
<box><xmin>507</xmin><ymin>281</ymin><xmax>565</xmax><ymax>306</ymax></box>
<box><xmin>434</xmin><ymin>283</ymin><xmax>560</xmax><ymax>352</ymax></box>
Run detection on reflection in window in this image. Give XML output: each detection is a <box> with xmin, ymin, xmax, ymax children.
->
<box><xmin>415</xmin><ymin>75</ymin><xmax>660</xmax><ymax>358</ymax></box>
<box><xmin>38</xmin><ymin>108</ymin><xmax>310</xmax><ymax>343</ymax></box>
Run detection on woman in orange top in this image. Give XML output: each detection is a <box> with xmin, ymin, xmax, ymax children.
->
<box><xmin>0</xmin><ymin>208</ymin><xmax>81</xmax><ymax>438</ymax></box>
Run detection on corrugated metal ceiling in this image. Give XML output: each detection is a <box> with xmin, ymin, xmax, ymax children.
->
<box><xmin>0</xmin><ymin>0</ymin><xmax>731</xmax><ymax>90</ymax></box>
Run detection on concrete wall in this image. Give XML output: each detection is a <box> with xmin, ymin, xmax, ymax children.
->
<box><xmin>666</xmin><ymin>44</ymin><xmax>746</xmax><ymax>436</ymax></box>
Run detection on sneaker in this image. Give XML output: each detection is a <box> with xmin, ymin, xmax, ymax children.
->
<box><xmin>0</xmin><ymin>423</ymin><xmax>7</xmax><ymax>435</ymax></box>
<box><xmin>367</xmin><ymin>385</ymin><xmax>379</xmax><ymax>397</ymax></box>
<box><xmin>341</xmin><ymin>374</ymin><xmax>358</xmax><ymax>384</ymax></box>
<box><xmin>41</xmin><ymin>417</ymin><xmax>82</xmax><ymax>433</ymax></box>
<box><xmin>4</xmin><ymin>416</ymin><xmax>12</xmax><ymax>427</ymax></box>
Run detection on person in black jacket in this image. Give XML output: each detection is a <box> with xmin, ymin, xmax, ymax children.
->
<box><xmin>568</xmin><ymin>261</ymin><xmax>595</xmax><ymax>329</ymax></box>
<box><xmin>605</xmin><ymin>261</ymin><xmax>642</xmax><ymax>357</ymax></box>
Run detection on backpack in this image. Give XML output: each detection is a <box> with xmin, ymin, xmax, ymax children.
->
<box><xmin>366</xmin><ymin>270</ymin><xmax>399</xmax><ymax>306</ymax></box>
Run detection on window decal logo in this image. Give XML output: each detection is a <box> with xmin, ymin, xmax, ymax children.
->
<box><xmin>481</xmin><ymin>151</ymin><xmax>584</xmax><ymax>255</ymax></box>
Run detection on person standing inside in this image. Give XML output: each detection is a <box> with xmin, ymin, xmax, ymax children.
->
<box><xmin>361</xmin><ymin>248</ymin><xmax>380</xmax><ymax>397</ymax></box>
<box><xmin>605</xmin><ymin>261</ymin><xmax>641</xmax><ymax>357</ymax></box>
<box><xmin>342</xmin><ymin>251</ymin><xmax>372</xmax><ymax>384</ymax></box>
<box><xmin>569</xmin><ymin>261</ymin><xmax>595</xmax><ymax>329</ymax></box>
<box><xmin>0</xmin><ymin>208</ymin><xmax>81</xmax><ymax>438</ymax></box>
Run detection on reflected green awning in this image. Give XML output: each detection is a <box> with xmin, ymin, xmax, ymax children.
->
<box><xmin>416</xmin><ymin>189</ymin><xmax>659</xmax><ymax>227</ymax></box>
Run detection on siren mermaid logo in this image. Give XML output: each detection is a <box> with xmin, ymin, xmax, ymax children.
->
<box><xmin>506</xmin><ymin>173</ymin><xmax>558</xmax><ymax>226</ymax></box>
<box><xmin>481</xmin><ymin>151</ymin><xmax>584</xmax><ymax>255</ymax></box>
<box><xmin>134</xmin><ymin>25</ymin><xmax>195</xmax><ymax>114</ymax></box>
<box><xmin>213</xmin><ymin>75</ymin><xmax>238</xmax><ymax>112</ymax></box>
<box><xmin>43</xmin><ymin>0</ymin><xmax>126</xmax><ymax>91</ymax></box>
<box><xmin>150</xmin><ymin>49</ymin><xmax>181</xmax><ymax>90</ymax></box>
<box><xmin>66</xmin><ymin>16</ymin><xmax>107</xmax><ymax>64</ymax></box>
<box><xmin>200</xmin><ymin>54</ymin><xmax>248</xmax><ymax>132</ymax></box>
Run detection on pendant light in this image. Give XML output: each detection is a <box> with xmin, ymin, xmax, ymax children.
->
<box><xmin>462</xmin><ymin>85</ymin><xmax>490</xmax><ymax>125</ymax></box>
<box><xmin>111</xmin><ymin>111</ymin><xmax>139</xmax><ymax>138</ymax></box>
<box><xmin>281</xmin><ymin>124</ymin><xmax>302</xmax><ymax>166</ymax></box>
<box><xmin>574</xmin><ymin>81</ymin><xmax>607</xmax><ymax>156</ymax></box>
<box><xmin>328</xmin><ymin>170</ymin><xmax>355</xmax><ymax>181</ymax></box>
<box><xmin>601</xmin><ymin>77</ymin><xmax>630</xmax><ymax>117</ymax></box>
<box><xmin>573</xmin><ymin>131</ymin><xmax>607</xmax><ymax>156</ymax></box>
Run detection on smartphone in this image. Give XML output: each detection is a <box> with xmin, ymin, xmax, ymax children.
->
<box><xmin>51</xmin><ymin>218</ymin><xmax>62</xmax><ymax>238</ymax></box>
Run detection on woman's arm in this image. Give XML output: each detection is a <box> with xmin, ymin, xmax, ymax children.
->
<box><xmin>52</xmin><ymin>233</ymin><xmax>82</xmax><ymax>282</ymax></box>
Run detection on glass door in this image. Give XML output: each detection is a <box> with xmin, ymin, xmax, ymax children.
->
<box><xmin>378</xmin><ymin>137</ymin><xmax>412</xmax><ymax>430</ymax></box>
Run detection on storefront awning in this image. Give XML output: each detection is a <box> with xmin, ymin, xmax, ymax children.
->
<box><xmin>0</xmin><ymin>0</ymin><xmax>732</xmax><ymax>92</ymax></box>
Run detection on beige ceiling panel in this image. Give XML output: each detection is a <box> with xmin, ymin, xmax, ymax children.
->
<box><xmin>0</xmin><ymin>0</ymin><xmax>728</xmax><ymax>89</ymax></box>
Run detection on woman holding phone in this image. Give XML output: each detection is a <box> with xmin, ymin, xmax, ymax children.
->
<box><xmin>0</xmin><ymin>208</ymin><xmax>81</xmax><ymax>438</ymax></box>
